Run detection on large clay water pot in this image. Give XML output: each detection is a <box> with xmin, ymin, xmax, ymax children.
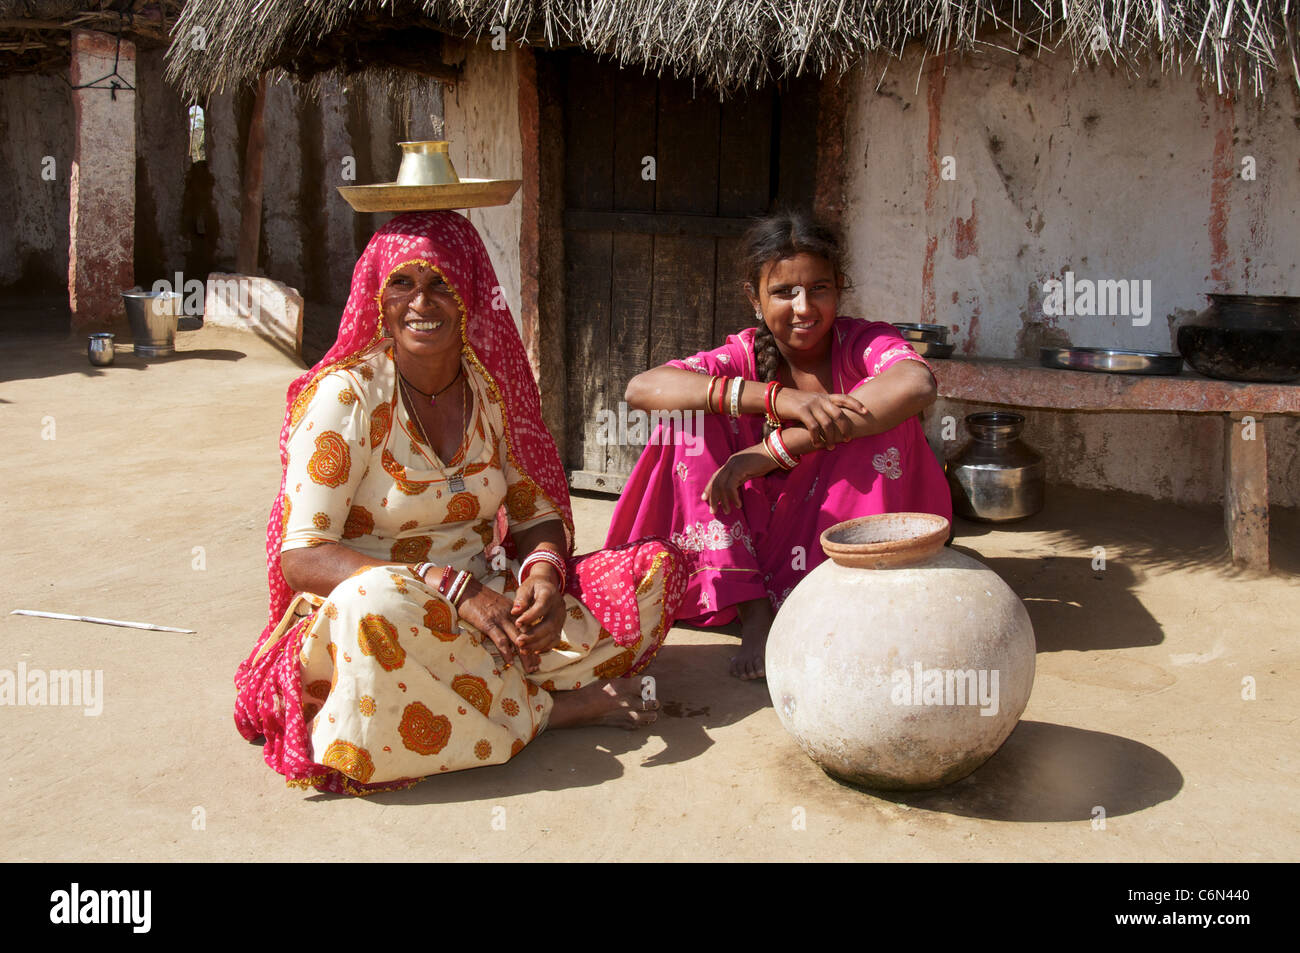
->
<box><xmin>765</xmin><ymin>513</ymin><xmax>1035</xmax><ymax>790</ymax></box>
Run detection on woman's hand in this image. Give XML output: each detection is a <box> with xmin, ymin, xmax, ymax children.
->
<box><xmin>774</xmin><ymin>388</ymin><xmax>867</xmax><ymax>449</ymax></box>
<box><xmin>702</xmin><ymin>445</ymin><xmax>778</xmax><ymax>516</ymax></box>
<box><xmin>511</xmin><ymin>566</ymin><xmax>567</xmax><ymax>670</ymax></box>
<box><xmin>454</xmin><ymin>579</ymin><xmax>529</xmax><ymax>670</ymax></box>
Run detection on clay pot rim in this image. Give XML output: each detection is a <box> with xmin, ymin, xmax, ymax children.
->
<box><xmin>820</xmin><ymin>513</ymin><xmax>951</xmax><ymax>569</ymax></box>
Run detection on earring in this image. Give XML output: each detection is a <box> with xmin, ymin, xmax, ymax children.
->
<box><xmin>754</xmin><ymin>310</ymin><xmax>763</xmax><ymax>324</ymax></box>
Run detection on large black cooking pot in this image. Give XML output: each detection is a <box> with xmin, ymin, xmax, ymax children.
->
<box><xmin>1177</xmin><ymin>294</ymin><xmax>1300</xmax><ymax>383</ymax></box>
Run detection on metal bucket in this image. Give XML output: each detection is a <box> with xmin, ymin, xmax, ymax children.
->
<box><xmin>87</xmin><ymin>332</ymin><xmax>115</xmax><ymax>366</ymax></box>
<box><xmin>121</xmin><ymin>290</ymin><xmax>181</xmax><ymax>357</ymax></box>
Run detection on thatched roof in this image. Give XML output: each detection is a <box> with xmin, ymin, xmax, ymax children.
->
<box><xmin>163</xmin><ymin>1</ymin><xmax>1297</xmax><ymax>101</ymax></box>
<box><xmin>0</xmin><ymin>1</ymin><xmax>180</xmax><ymax>74</ymax></box>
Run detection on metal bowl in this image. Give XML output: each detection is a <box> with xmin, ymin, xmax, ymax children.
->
<box><xmin>892</xmin><ymin>322</ymin><xmax>949</xmax><ymax>343</ymax></box>
<box><xmin>912</xmin><ymin>340</ymin><xmax>955</xmax><ymax>359</ymax></box>
<box><xmin>1039</xmin><ymin>346</ymin><xmax>1183</xmax><ymax>375</ymax></box>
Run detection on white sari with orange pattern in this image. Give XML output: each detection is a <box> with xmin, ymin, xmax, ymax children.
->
<box><xmin>278</xmin><ymin>339</ymin><xmax>676</xmax><ymax>789</ymax></box>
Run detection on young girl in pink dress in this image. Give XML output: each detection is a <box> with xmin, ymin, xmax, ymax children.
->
<box><xmin>605</xmin><ymin>211</ymin><xmax>952</xmax><ymax>680</ymax></box>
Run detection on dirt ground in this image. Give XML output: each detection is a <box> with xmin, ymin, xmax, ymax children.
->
<box><xmin>2</xmin><ymin>324</ymin><xmax>1297</xmax><ymax>862</ymax></box>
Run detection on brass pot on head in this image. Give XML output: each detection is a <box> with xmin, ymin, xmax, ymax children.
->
<box><xmin>395</xmin><ymin>141</ymin><xmax>460</xmax><ymax>187</ymax></box>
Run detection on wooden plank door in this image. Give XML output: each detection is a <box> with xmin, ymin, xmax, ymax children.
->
<box><xmin>559</xmin><ymin>53</ymin><xmax>817</xmax><ymax>489</ymax></box>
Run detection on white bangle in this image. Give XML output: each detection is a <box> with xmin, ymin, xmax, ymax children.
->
<box><xmin>412</xmin><ymin>562</ymin><xmax>435</xmax><ymax>582</ymax></box>
<box><xmin>520</xmin><ymin>550</ymin><xmax>567</xmax><ymax>589</ymax></box>
<box><xmin>447</xmin><ymin>570</ymin><xmax>472</xmax><ymax>606</ymax></box>
<box><xmin>728</xmin><ymin>376</ymin><xmax>743</xmax><ymax>418</ymax></box>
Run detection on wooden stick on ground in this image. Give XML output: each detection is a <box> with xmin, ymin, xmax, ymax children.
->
<box><xmin>9</xmin><ymin>610</ymin><xmax>196</xmax><ymax>634</ymax></box>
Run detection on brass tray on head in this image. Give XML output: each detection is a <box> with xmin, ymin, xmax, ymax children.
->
<box><xmin>337</xmin><ymin>178</ymin><xmax>522</xmax><ymax>213</ymax></box>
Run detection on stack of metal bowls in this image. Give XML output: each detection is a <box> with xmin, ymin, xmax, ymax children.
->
<box><xmin>892</xmin><ymin>323</ymin><xmax>954</xmax><ymax>359</ymax></box>
<box><xmin>1177</xmin><ymin>293</ymin><xmax>1300</xmax><ymax>383</ymax></box>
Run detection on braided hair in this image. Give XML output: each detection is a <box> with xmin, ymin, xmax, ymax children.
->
<box><xmin>739</xmin><ymin>210</ymin><xmax>848</xmax><ymax>432</ymax></box>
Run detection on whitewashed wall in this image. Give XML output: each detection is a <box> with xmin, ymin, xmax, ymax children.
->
<box><xmin>840</xmin><ymin>43</ymin><xmax>1300</xmax><ymax>507</ymax></box>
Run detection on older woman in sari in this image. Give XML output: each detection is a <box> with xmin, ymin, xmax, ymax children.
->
<box><xmin>237</xmin><ymin>211</ymin><xmax>686</xmax><ymax>795</ymax></box>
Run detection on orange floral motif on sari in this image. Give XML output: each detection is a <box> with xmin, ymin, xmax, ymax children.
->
<box><xmin>390</xmin><ymin>536</ymin><xmax>432</xmax><ymax>563</ymax></box>
<box><xmin>321</xmin><ymin>740</ymin><xmax>375</xmax><ymax>783</ymax></box>
<box><xmin>452</xmin><ymin>674</ymin><xmax>492</xmax><ymax>716</ymax></box>
<box><xmin>443</xmin><ymin>491</ymin><xmax>481</xmax><ymax>523</ymax></box>
<box><xmin>422</xmin><ymin>599</ymin><xmax>454</xmax><ymax>636</ymax></box>
<box><xmin>342</xmin><ymin>505</ymin><xmax>374</xmax><ymax>539</ymax></box>
<box><xmin>356</xmin><ymin>614</ymin><xmax>406</xmax><ymax>671</ymax></box>
<box><xmin>593</xmin><ymin>649</ymin><xmax>635</xmax><ymax>679</ymax></box>
<box><xmin>398</xmin><ymin>702</ymin><xmax>451</xmax><ymax>756</ymax></box>
<box><xmin>382</xmin><ymin>448</ymin><xmax>431</xmax><ymax>496</ymax></box>
<box><xmin>506</xmin><ymin>481</ymin><xmax>538</xmax><ymax>523</ymax></box>
<box><xmin>290</xmin><ymin>382</ymin><xmax>319</xmax><ymax>426</ymax></box>
<box><xmin>307</xmin><ymin>431</ymin><xmax>351</xmax><ymax>488</ymax></box>
<box><xmin>471</xmin><ymin>519</ymin><xmax>495</xmax><ymax>548</ymax></box>
<box><xmin>369</xmin><ymin>401</ymin><xmax>392</xmax><ymax>447</ymax></box>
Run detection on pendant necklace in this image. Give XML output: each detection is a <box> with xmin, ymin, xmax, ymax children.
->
<box><xmin>398</xmin><ymin>364</ymin><xmax>462</xmax><ymax>405</ymax></box>
<box><xmin>400</xmin><ymin>372</ymin><xmax>472</xmax><ymax>495</ymax></box>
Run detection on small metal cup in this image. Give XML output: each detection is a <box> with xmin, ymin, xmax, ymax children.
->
<box><xmin>88</xmin><ymin>332</ymin><xmax>116</xmax><ymax>367</ymax></box>
<box><xmin>395</xmin><ymin>141</ymin><xmax>460</xmax><ymax>186</ymax></box>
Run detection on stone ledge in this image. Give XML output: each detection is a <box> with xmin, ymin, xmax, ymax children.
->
<box><xmin>935</xmin><ymin>358</ymin><xmax>1300</xmax><ymax>415</ymax></box>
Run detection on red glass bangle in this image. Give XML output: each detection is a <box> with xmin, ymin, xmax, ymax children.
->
<box><xmin>763</xmin><ymin>381</ymin><xmax>782</xmax><ymax>427</ymax></box>
<box><xmin>767</xmin><ymin>428</ymin><xmax>799</xmax><ymax>470</ymax></box>
<box><xmin>521</xmin><ymin>550</ymin><xmax>567</xmax><ymax>589</ymax></box>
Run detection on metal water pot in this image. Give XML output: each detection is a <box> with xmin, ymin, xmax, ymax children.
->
<box><xmin>946</xmin><ymin>412</ymin><xmax>1045</xmax><ymax>522</ymax></box>
<box><xmin>87</xmin><ymin>332</ymin><xmax>115</xmax><ymax>366</ymax></box>
<box><xmin>395</xmin><ymin>141</ymin><xmax>460</xmax><ymax>186</ymax></box>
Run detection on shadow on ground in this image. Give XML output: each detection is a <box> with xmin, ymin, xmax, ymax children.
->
<box><xmin>844</xmin><ymin>721</ymin><xmax>1184</xmax><ymax>823</ymax></box>
<box><xmin>0</xmin><ymin>335</ymin><xmax>246</xmax><ymax>386</ymax></box>
<box><xmin>954</xmin><ymin>485</ymin><xmax>1300</xmax><ymax>578</ymax></box>
<box><xmin>312</xmin><ymin>640</ymin><xmax>772</xmax><ymax>806</ymax></box>
<box><xmin>954</xmin><ymin>549</ymin><xmax>1165</xmax><ymax>652</ymax></box>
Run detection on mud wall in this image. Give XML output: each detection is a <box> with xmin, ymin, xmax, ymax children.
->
<box><xmin>0</xmin><ymin>73</ymin><xmax>73</xmax><ymax>293</ymax></box>
<box><xmin>2</xmin><ymin>48</ymin><xmax>441</xmax><ymax>355</ymax></box>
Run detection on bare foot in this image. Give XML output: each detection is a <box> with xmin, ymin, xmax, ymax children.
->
<box><xmin>547</xmin><ymin>680</ymin><xmax>659</xmax><ymax>731</ymax></box>
<box><xmin>731</xmin><ymin>599</ymin><xmax>772</xmax><ymax>680</ymax></box>
<box><xmin>730</xmin><ymin>629</ymin><xmax>767</xmax><ymax>680</ymax></box>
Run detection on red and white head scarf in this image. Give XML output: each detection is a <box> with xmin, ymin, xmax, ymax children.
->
<box><xmin>258</xmin><ymin>210</ymin><xmax>574</xmax><ymax>641</ymax></box>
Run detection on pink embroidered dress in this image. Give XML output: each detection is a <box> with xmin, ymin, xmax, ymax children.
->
<box><xmin>605</xmin><ymin>317</ymin><xmax>952</xmax><ymax>626</ymax></box>
<box><xmin>236</xmin><ymin>211</ymin><xmax>686</xmax><ymax>795</ymax></box>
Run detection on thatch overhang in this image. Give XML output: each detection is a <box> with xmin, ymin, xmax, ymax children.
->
<box><xmin>161</xmin><ymin>1</ymin><xmax>1300</xmax><ymax>102</ymax></box>
<box><xmin>0</xmin><ymin>1</ymin><xmax>181</xmax><ymax>74</ymax></box>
